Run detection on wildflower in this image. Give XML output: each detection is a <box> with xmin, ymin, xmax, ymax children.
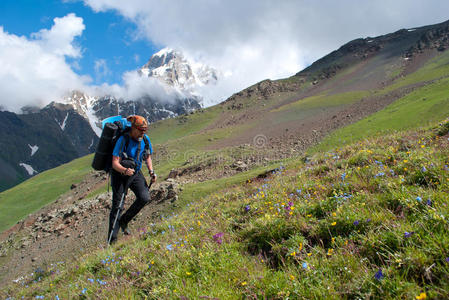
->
<box><xmin>404</xmin><ymin>231</ymin><xmax>414</xmax><ymax>238</ymax></box>
<box><xmin>374</xmin><ymin>269</ymin><xmax>384</xmax><ymax>280</ymax></box>
<box><xmin>426</xmin><ymin>199</ymin><xmax>432</xmax><ymax>206</ymax></box>
<box><xmin>307</xmin><ymin>253</ymin><xmax>312</xmax><ymax>256</ymax></box>
<box><xmin>35</xmin><ymin>296</ymin><xmax>44</xmax><ymax>299</ymax></box>
<box><xmin>241</xmin><ymin>281</ymin><xmax>247</xmax><ymax>286</ymax></box>
<box><xmin>166</xmin><ymin>244</ymin><xmax>174</xmax><ymax>251</ymax></box>
<box><xmin>341</xmin><ymin>173</ymin><xmax>346</xmax><ymax>181</ymax></box>
<box><xmin>291</xmin><ymin>251</ymin><xmax>296</xmax><ymax>257</ymax></box>
<box><xmin>244</xmin><ymin>205</ymin><xmax>251</xmax><ymax>212</ymax></box>
<box><xmin>302</xmin><ymin>262</ymin><xmax>308</xmax><ymax>269</ymax></box>
<box><xmin>421</xmin><ymin>166</ymin><xmax>427</xmax><ymax>172</ymax></box>
<box><xmin>299</xmin><ymin>243</ymin><xmax>303</xmax><ymax>251</ymax></box>
<box><xmin>327</xmin><ymin>249</ymin><xmax>334</xmax><ymax>256</ymax></box>
<box><xmin>445</xmin><ymin>257</ymin><xmax>449</xmax><ymax>263</ymax></box>
<box><xmin>331</xmin><ymin>222</ymin><xmax>337</xmax><ymax>226</ymax></box>
<box><xmin>416</xmin><ymin>292</ymin><xmax>427</xmax><ymax>299</ymax></box>
<box><xmin>186</xmin><ymin>271</ymin><xmax>191</xmax><ymax>276</ymax></box>
<box><xmin>81</xmin><ymin>288</ymin><xmax>87</xmax><ymax>294</ymax></box>
<box><xmin>213</xmin><ymin>232</ymin><xmax>224</xmax><ymax>245</ymax></box>
<box><xmin>290</xmin><ymin>274</ymin><xmax>295</xmax><ymax>280</ymax></box>
<box><xmin>353</xmin><ymin>220</ymin><xmax>360</xmax><ymax>226</ymax></box>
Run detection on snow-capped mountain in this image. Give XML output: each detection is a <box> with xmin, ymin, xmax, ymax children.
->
<box><xmin>139</xmin><ymin>48</ymin><xmax>219</xmax><ymax>106</ymax></box>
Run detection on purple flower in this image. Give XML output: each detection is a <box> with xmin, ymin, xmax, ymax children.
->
<box><xmin>421</xmin><ymin>166</ymin><xmax>427</xmax><ymax>172</ymax></box>
<box><xmin>374</xmin><ymin>269</ymin><xmax>384</xmax><ymax>280</ymax></box>
<box><xmin>404</xmin><ymin>231</ymin><xmax>414</xmax><ymax>238</ymax></box>
<box><xmin>288</xmin><ymin>201</ymin><xmax>294</xmax><ymax>207</ymax></box>
<box><xmin>445</xmin><ymin>257</ymin><xmax>449</xmax><ymax>263</ymax></box>
<box><xmin>353</xmin><ymin>220</ymin><xmax>360</xmax><ymax>226</ymax></box>
<box><xmin>213</xmin><ymin>232</ymin><xmax>224</xmax><ymax>244</ymax></box>
<box><xmin>426</xmin><ymin>199</ymin><xmax>432</xmax><ymax>206</ymax></box>
<box><xmin>244</xmin><ymin>205</ymin><xmax>251</xmax><ymax>212</ymax></box>
<box><xmin>366</xmin><ymin>218</ymin><xmax>372</xmax><ymax>222</ymax></box>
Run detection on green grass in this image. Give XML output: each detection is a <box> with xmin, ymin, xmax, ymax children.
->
<box><xmin>0</xmin><ymin>155</ymin><xmax>93</xmax><ymax>232</ymax></box>
<box><xmin>310</xmin><ymin>77</ymin><xmax>449</xmax><ymax>154</ymax></box>
<box><xmin>149</xmin><ymin>106</ymin><xmax>222</xmax><ymax>144</ymax></box>
<box><xmin>3</xmin><ymin>119</ymin><xmax>449</xmax><ymax>299</ymax></box>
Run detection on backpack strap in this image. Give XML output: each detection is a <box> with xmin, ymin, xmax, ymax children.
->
<box><xmin>142</xmin><ymin>135</ymin><xmax>151</xmax><ymax>159</ymax></box>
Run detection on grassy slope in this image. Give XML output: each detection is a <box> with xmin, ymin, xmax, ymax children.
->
<box><xmin>309</xmin><ymin>52</ymin><xmax>449</xmax><ymax>154</ymax></box>
<box><xmin>4</xmin><ymin>119</ymin><xmax>449</xmax><ymax>299</ymax></box>
<box><xmin>0</xmin><ymin>155</ymin><xmax>93</xmax><ymax>232</ymax></box>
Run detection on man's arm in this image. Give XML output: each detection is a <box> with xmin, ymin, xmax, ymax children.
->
<box><xmin>145</xmin><ymin>155</ymin><xmax>157</xmax><ymax>182</ymax></box>
<box><xmin>112</xmin><ymin>156</ymin><xmax>135</xmax><ymax>176</ymax></box>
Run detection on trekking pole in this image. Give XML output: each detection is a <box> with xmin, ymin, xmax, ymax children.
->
<box><xmin>108</xmin><ymin>174</ymin><xmax>133</xmax><ymax>245</ymax></box>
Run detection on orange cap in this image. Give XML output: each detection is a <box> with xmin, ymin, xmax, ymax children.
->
<box><xmin>127</xmin><ymin>115</ymin><xmax>148</xmax><ymax>130</ymax></box>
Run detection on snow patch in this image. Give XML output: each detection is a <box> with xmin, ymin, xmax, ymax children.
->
<box><xmin>28</xmin><ymin>144</ymin><xmax>39</xmax><ymax>156</ymax></box>
<box><xmin>408</xmin><ymin>28</ymin><xmax>416</xmax><ymax>32</ymax></box>
<box><xmin>19</xmin><ymin>163</ymin><xmax>38</xmax><ymax>176</ymax></box>
<box><xmin>55</xmin><ymin>112</ymin><xmax>69</xmax><ymax>130</ymax></box>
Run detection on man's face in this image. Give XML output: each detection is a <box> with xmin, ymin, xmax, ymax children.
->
<box><xmin>132</xmin><ymin>126</ymin><xmax>146</xmax><ymax>140</ymax></box>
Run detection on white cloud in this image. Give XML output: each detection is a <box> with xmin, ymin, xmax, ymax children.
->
<box><xmin>94</xmin><ymin>58</ymin><xmax>110</xmax><ymax>81</ymax></box>
<box><xmin>95</xmin><ymin>70</ymin><xmax>184</xmax><ymax>103</ymax></box>
<box><xmin>83</xmin><ymin>0</ymin><xmax>449</xmax><ymax>104</ymax></box>
<box><xmin>0</xmin><ymin>13</ymin><xmax>90</xmax><ymax>113</ymax></box>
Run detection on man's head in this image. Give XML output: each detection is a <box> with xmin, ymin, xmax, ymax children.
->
<box><xmin>127</xmin><ymin>115</ymin><xmax>148</xmax><ymax>140</ymax></box>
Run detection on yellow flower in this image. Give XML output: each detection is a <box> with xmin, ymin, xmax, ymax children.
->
<box><xmin>197</xmin><ymin>221</ymin><xmax>201</xmax><ymax>226</ymax></box>
<box><xmin>291</xmin><ymin>251</ymin><xmax>296</xmax><ymax>257</ymax></box>
<box><xmin>307</xmin><ymin>253</ymin><xmax>312</xmax><ymax>256</ymax></box>
<box><xmin>421</xmin><ymin>145</ymin><xmax>425</xmax><ymax>148</ymax></box>
<box><xmin>331</xmin><ymin>222</ymin><xmax>337</xmax><ymax>226</ymax></box>
<box><xmin>404</xmin><ymin>160</ymin><xmax>408</xmax><ymax>163</ymax></box>
<box><xmin>332</xmin><ymin>212</ymin><xmax>337</xmax><ymax>217</ymax></box>
<box><xmin>289</xmin><ymin>211</ymin><xmax>293</xmax><ymax>215</ymax></box>
<box><xmin>327</xmin><ymin>249</ymin><xmax>334</xmax><ymax>256</ymax></box>
<box><xmin>299</xmin><ymin>243</ymin><xmax>303</xmax><ymax>251</ymax></box>
<box><xmin>306</xmin><ymin>214</ymin><xmax>312</xmax><ymax>217</ymax></box>
<box><xmin>290</xmin><ymin>275</ymin><xmax>295</xmax><ymax>281</ymax></box>
<box><xmin>186</xmin><ymin>271</ymin><xmax>191</xmax><ymax>276</ymax></box>
<box><xmin>416</xmin><ymin>292</ymin><xmax>426</xmax><ymax>299</ymax></box>
<box><xmin>241</xmin><ymin>281</ymin><xmax>247</xmax><ymax>286</ymax></box>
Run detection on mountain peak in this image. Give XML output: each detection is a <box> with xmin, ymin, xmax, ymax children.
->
<box><xmin>139</xmin><ymin>48</ymin><xmax>219</xmax><ymax>106</ymax></box>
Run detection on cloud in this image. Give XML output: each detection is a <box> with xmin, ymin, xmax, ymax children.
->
<box><xmin>94</xmin><ymin>58</ymin><xmax>110</xmax><ymax>82</ymax></box>
<box><xmin>0</xmin><ymin>13</ymin><xmax>90</xmax><ymax>113</ymax></box>
<box><xmin>95</xmin><ymin>70</ymin><xmax>184</xmax><ymax>103</ymax></box>
<box><xmin>83</xmin><ymin>0</ymin><xmax>449</xmax><ymax>104</ymax></box>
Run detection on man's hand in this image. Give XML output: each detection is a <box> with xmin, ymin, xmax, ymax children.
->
<box><xmin>149</xmin><ymin>170</ymin><xmax>157</xmax><ymax>183</ymax></box>
<box><xmin>123</xmin><ymin>168</ymin><xmax>135</xmax><ymax>176</ymax></box>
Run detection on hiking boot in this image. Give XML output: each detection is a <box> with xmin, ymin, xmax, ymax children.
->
<box><xmin>119</xmin><ymin>221</ymin><xmax>131</xmax><ymax>235</ymax></box>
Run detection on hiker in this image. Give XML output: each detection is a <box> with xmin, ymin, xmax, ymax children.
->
<box><xmin>108</xmin><ymin>115</ymin><xmax>156</xmax><ymax>244</ymax></box>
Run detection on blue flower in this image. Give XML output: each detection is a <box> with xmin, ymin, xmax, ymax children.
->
<box><xmin>404</xmin><ymin>231</ymin><xmax>414</xmax><ymax>238</ymax></box>
<box><xmin>353</xmin><ymin>220</ymin><xmax>360</xmax><ymax>226</ymax></box>
<box><xmin>81</xmin><ymin>288</ymin><xmax>87</xmax><ymax>294</ymax></box>
<box><xmin>421</xmin><ymin>166</ymin><xmax>427</xmax><ymax>172</ymax></box>
<box><xmin>302</xmin><ymin>262</ymin><xmax>308</xmax><ymax>269</ymax></box>
<box><xmin>426</xmin><ymin>199</ymin><xmax>432</xmax><ymax>206</ymax></box>
<box><xmin>416</xmin><ymin>196</ymin><xmax>422</xmax><ymax>202</ymax></box>
<box><xmin>244</xmin><ymin>205</ymin><xmax>251</xmax><ymax>212</ymax></box>
<box><xmin>374</xmin><ymin>269</ymin><xmax>384</xmax><ymax>280</ymax></box>
<box><xmin>166</xmin><ymin>244</ymin><xmax>173</xmax><ymax>251</ymax></box>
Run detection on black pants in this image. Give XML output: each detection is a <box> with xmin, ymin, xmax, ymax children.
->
<box><xmin>108</xmin><ymin>170</ymin><xmax>150</xmax><ymax>241</ymax></box>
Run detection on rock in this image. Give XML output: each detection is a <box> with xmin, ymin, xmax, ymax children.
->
<box><xmin>168</xmin><ymin>169</ymin><xmax>179</xmax><ymax>179</ymax></box>
<box><xmin>31</xmin><ymin>257</ymin><xmax>37</xmax><ymax>262</ymax></box>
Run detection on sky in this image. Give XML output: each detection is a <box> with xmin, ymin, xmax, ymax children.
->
<box><xmin>1</xmin><ymin>0</ymin><xmax>449</xmax><ymax>112</ymax></box>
